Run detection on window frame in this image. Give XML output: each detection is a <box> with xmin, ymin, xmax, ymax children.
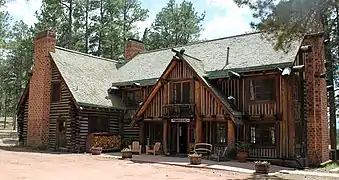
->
<box><xmin>249</xmin><ymin>123</ymin><xmax>276</xmax><ymax>147</ymax></box>
<box><xmin>88</xmin><ymin>116</ymin><xmax>110</xmax><ymax>134</ymax></box>
<box><xmin>51</xmin><ymin>81</ymin><xmax>62</xmax><ymax>103</ymax></box>
<box><xmin>171</xmin><ymin>81</ymin><xmax>192</xmax><ymax>104</ymax></box>
<box><xmin>249</xmin><ymin>77</ymin><xmax>276</xmax><ymax>102</ymax></box>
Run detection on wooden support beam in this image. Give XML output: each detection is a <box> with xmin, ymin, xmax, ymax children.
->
<box><xmin>163</xmin><ymin>119</ymin><xmax>168</xmax><ymax>154</ymax></box>
<box><xmin>136</xmin><ymin>61</ymin><xmax>178</xmax><ymax>117</ymax></box>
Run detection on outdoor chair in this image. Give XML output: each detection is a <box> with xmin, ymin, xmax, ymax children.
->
<box><xmin>192</xmin><ymin>143</ymin><xmax>213</xmax><ymax>159</ymax></box>
<box><xmin>146</xmin><ymin>142</ymin><xmax>161</xmax><ymax>155</ymax></box>
<box><xmin>128</xmin><ymin>141</ymin><xmax>142</xmax><ymax>154</ymax></box>
<box><xmin>211</xmin><ymin>146</ymin><xmax>229</xmax><ymax>162</ymax></box>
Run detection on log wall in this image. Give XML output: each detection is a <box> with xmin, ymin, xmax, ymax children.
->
<box><xmin>48</xmin><ymin>62</ymin><xmax>75</xmax><ymax>151</ymax></box>
<box><xmin>17</xmin><ymin>96</ymin><xmax>29</xmax><ymax>145</ymax></box>
<box><xmin>78</xmin><ymin>108</ymin><xmax>122</xmax><ymax>152</ymax></box>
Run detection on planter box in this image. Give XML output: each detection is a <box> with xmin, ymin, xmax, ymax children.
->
<box><xmin>91</xmin><ymin>147</ymin><xmax>102</xmax><ymax>155</ymax></box>
<box><xmin>255</xmin><ymin>163</ymin><xmax>270</xmax><ymax>174</ymax></box>
<box><xmin>121</xmin><ymin>151</ymin><xmax>132</xmax><ymax>159</ymax></box>
<box><xmin>188</xmin><ymin>154</ymin><xmax>202</xmax><ymax>165</ymax></box>
<box><xmin>236</xmin><ymin>151</ymin><xmax>248</xmax><ymax>162</ymax></box>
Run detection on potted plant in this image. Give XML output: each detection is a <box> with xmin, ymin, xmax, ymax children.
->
<box><xmin>121</xmin><ymin>148</ymin><xmax>132</xmax><ymax>159</ymax></box>
<box><xmin>236</xmin><ymin>141</ymin><xmax>251</xmax><ymax>162</ymax></box>
<box><xmin>188</xmin><ymin>152</ymin><xmax>202</xmax><ymax>165</ymax></box>
<box><xmin>254</xmin><ymin>161</ymin><xmax>270</xmax><ymax>174</ymax></box>
<box><xmin>90</xmin><ymin>146</ymin><xmax>102</xmax><ymax>155</ymax></box>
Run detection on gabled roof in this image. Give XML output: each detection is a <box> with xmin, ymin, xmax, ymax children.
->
<box><xmin>50</xmin><ymin>47</ymin><xmax>125</xmax><ymax>109</ymax></box>
<box><xmin>131</xmin><ymin>50</ymin><xmax>243</xmax><ymax>126</ymax></box>
<box><xmin>181</xmin><ymin>52</ymin><xmax>243</xmax><ymax>124</ymax></box>
<box><xmin>113</xmin><ymin>32</ymin><xmax>301</xmax><ymax>85</ymax></box>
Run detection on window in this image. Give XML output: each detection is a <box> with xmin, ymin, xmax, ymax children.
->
<box><xmin>203</xmin><ymin>122</ymin><xmax>227</xmax><ymax>146</ymax></box>
<box><xmin>249</xmin><ymin>78</ymin><xmax>275</xmax><ymax>101</ymax></box>
<box><xmin>124</xmin><ymin>91</ymin><xmax>141</xmax><ymax>106</ymax></box>
<box><xmin>172</xmin><ymin>82</ymin><xmax>191</xmax><ymax>103</ymax></box>
<box><xmin>88</xmin><ymin>116</ymin><xmax>110</xmax><ymax>133</ymax></box>
<box><xmin>51</xmin><ymin>82</ymin><xmax>61</xmax><ymax>102</ymax></box>
<box><xmin>249</xmin><ymin>124</ymin><xmax>276</xmax><ymax>146</ymax></box>
<box><xmin>216</xmin><ymin>123</ymin><xmax>226</xmax><ymax>144</ymax></box>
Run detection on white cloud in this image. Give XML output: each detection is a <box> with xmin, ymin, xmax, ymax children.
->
<box><xmin>4</xmin><ymin>0</ymin><xmax>42</xmax><ymax>25</ymax></box>
<box><xmin>201</xmin><ymin>0</ymin><xmax>253</xmax><ymax>39</ymax></box>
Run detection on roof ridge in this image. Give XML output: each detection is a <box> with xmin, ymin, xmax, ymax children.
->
<box><xmin>137</xmin><ymin>31</ymin><xmax>261</xmax><ymax>55</ymax></box>
<box><xmin>55</xmin><ymin>46</ymin><xmax>119</xmax><ymax>63</ymax></box>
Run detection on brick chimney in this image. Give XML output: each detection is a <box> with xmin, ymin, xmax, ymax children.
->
<box><xmin>27</xmin><ymin>30</ymin><xmax>56</xmax><ymax>148</ymax></box>
<box><xmin>303</xmin><ymin>33</ymin><xmax>329</xmax><ymax>166</ymax></box>
<box><xmin>124</xmin><ymin>38</ymin><xmax>145</xmax><ymax>60</ymax></box>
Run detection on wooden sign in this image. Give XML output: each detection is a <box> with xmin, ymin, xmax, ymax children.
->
<box><xmin>171</xmin><ymin>118</ymin><xmax>190</xmax><ymax>123</ymax></box>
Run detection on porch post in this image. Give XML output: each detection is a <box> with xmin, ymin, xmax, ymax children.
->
<box><xmin>228</xmin><ymin>120</ymin><xmax>235</xmax><ymax>146</ymax></box>
<box><xmin>139</xmin><ymin>121</ymin><xmax>145</xmax><ymax>152</ymax></box>
<box><xmin>195</xmin><ymin>117</ymin><xmax>202</xmax><ymax>143</ymax></box>
<box><xmin>163</xmin><ymin>119</ymin><xmax>168</xmax><ymax>154</ymax></box>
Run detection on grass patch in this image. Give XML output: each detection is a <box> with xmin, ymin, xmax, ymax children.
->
<box><xmin>321</xmin><ymin>162</ymin><xmax>339</xmax><ymax>170</ymax></box>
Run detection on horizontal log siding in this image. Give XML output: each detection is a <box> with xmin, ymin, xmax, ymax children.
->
<box><xmin>49</xmin><ymin>62</ymin><xmax>74</xmax><ymax>151</ymax></box>
<box><xmin>77</xmin><ymin>108</ymin><xmax>122</xmax><ymax>152</ymax></box>
<box><xmin>17</xmin><ymin>97</ymin><xmax>29</xmax><ymax>145</ymax></box>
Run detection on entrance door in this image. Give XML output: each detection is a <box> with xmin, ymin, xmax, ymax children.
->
<box><xmin>178</xmin><ymin>123</ymin><xmax>188</xmax><ymax>153</ymax></box>
<box><xmin>56</xmin><ymin>118</ymin><xmax>66</xmax><ymax>149</ymax></box>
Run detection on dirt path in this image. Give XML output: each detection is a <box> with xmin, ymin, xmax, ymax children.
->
<box><xmin>0</xmin><ymin>149</ymin><xmax>255</xmax><ymax>180</ymax></box>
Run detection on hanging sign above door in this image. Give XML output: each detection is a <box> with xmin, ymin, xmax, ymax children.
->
<box><xmin>171</xmin><ymin>118</ymin><xmax>190</xmax><ymax>123</ymax></box>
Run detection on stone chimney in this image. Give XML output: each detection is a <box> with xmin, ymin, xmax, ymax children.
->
<box><xmin>303</xmin><ymin>33</ymin><xmax>329</xmax><ymax>166</ymax></box>
<box><xmin>27</xmin><ymin>30</ymin><xmax>56</xmax><ymax>148</ymax></box>
<box><xmin>124</xmin><ymin>38</ymin><xmax>145</xmax><ymax>60</ymax></box>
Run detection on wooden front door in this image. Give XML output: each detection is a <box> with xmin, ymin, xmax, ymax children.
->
<box><xmin>56</xmin><ymin>118</ymin><xmax>66</xmax><ymax>149</ymax></box>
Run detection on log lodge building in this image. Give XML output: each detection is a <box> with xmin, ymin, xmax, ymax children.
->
<box><xmin>17</xmin><ymin>30</ymin><xmax>329</xmax><ymax>167</ymax></box>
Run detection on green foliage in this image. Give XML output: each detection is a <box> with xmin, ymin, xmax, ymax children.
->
<box><xmin>145</xmin><ymin>0</ymin><xmax>205</xmax><ymax>50</ymax></box>
<box><xmin>0</xmin><ymin>0</ymin><xmax>205</xmax><ymax>119</ymax></box>
<box><xmin>235</xmin><ymin>141</ymin><xmax>251</xmax><ymax>152</ymax></box>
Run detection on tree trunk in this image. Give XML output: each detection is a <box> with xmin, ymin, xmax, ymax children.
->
<box><xmin>68</xmin><ymin>0</ymin><xmax>73</xmax><ymax>49</ymax></box>
<box><xmin>98</xmin><ymin>0</ymin><xmax>103</xmax><ymax>56</ymax></box>
<box><xmin>85</xmin><ymin>0</ymin><xmax>89</xmax><ymax>53</ymax></box>
<box><xmin>4</xmin><ymin>95</ymin><xmax>7</xmax><ymax>129</ymax></box>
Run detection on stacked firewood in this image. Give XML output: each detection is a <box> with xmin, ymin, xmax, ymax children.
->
<box><xmin>93</xmin><ymin>134</ymin><xmax>121</xmax><ymax>149</ymax></box>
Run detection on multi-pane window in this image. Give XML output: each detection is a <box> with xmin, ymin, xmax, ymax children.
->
<box><xmin>249</xmin><ymin>124</ymin><xmax>276</xmax><ymax>146</ymax></box>
<box><xmin>88</xmin><ymin>116</ymin><xmax>110</xmax><ymax>133</ymax></box>
<box><xmin>172</xmin><ymin>82</ymin><xmax>191</xmax><ymax>103</ymax></box>
<box><xmin>216</xmin><ymin>123</ymin><xmax>226</xmax><ymax>144</ymax></box>
<box><xmin>51</xmin><ymin>82</ymin><xmax>61</xmax><ymax>102</ymax></box>
<box><xmin>249</xmin><ymin>78</ymin><xmax>275</xmax><ymax>101</ymax></box>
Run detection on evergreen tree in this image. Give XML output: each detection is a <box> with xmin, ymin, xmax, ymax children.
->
<box><xmin>145</xmin><ymin>0</ymin><xmax>205</xmax><ymax>50</ymax></box>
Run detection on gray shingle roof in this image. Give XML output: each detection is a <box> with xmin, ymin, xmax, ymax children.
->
<box><xmin>50</xmin><ymin>47</ymin><xmax>125</xmax><ymax>109</ymax></box>
<box><xmin>113</xmin><ymin>32</ymin><xmax>301</xmax><ymax>84</ymax></box>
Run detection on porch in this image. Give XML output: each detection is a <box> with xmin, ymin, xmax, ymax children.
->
<box><xmin>104</xmin><ymin>152</ymin><xmax>294</xmax><ymax>174</ymax></box>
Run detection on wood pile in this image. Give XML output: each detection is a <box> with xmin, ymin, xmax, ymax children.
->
<box><xmin>93</xmin><ymin>135</ymin><xmax>121</xmax><ymax>149</ymax></box>
<box><xmin>86</xmin><ymin>132</ymin><xmax>121</xmax><ymax>152</ymax></box>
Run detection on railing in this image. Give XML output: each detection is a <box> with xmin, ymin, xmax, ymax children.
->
<box><xmin>248</xmin><ymin>102</ymin><xmax>277</xmax><ymax>116</ymax></box>
<box><xmin>249</xmin><ymin>147</ymin><xmax>277</xmax><ymax>158</ymax></box>
<box><xmin>162</xmin><ymin>104</ymin><xmax>195</xmax><ymax>118</ymax></box>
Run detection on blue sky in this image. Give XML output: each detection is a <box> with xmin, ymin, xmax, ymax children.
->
<box><xmin>4</xmin><ymin>0</ymin><xmax>255</xmax><ymax>40</ymax></box>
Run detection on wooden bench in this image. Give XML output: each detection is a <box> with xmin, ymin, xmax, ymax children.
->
<box><xmin>191</xmin><ymin>143</ymin><xmax>213</xmax><ymax>158</ymax></box>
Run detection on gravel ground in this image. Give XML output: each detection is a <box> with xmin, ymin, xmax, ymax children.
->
<box><xmin>0</xmin><ymin>149</ymin><xmax>254</xmax><ymax>180</ymax></box>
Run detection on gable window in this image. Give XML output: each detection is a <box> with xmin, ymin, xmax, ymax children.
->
<box><xmin>249</xmin><ymin>78</ymin><xmax>275</xmax><ymax>101</ymax></box>
<box><xmin>172</xmin><ymin>82</ymin><xmax>191</xmax><ymax>104</ymax></box>
<box><xmin>88</xmin><ymin>116</ymin><xmax>110</xmax><ymax>133</ymax></box>
<box><xmin>51</xmin><ymin>82</ymin><xmax>61</xmax><ymax>102</ymax></box>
